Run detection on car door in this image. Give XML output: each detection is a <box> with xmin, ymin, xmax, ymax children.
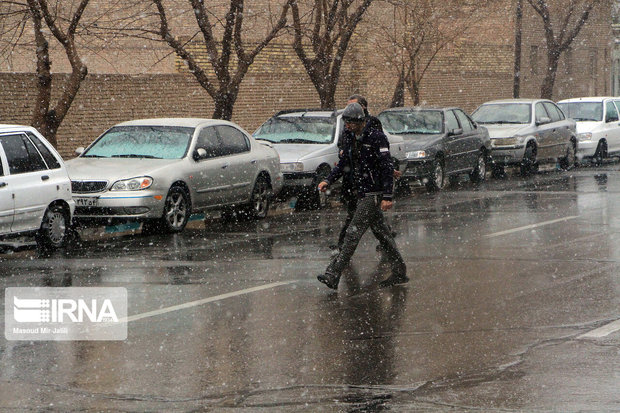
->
<box><xmin>191</xmin><ymin>126</ymin><xmax>232</xmax><ymax>208</ymax></box>
<box><xmin>215</xmin><ymin>125</ymin><xmax>256</xmax><ymax>204</ymax></box>
<box><xmin>604</xmin><ymin>100</ymin><xmax>620</xmax><ymax>154</ymax></box>
<box><xmin>543</xmin><ymin>102</ymin><xmax>572</xmax><ymax>158</ymax></box>
<box><xmin>534</xmin><ymin>102</ymin><xmax>556</xmax><ymax>160</ymax></box>
<box><xmin>442</xmin><ymin>110</ymin><xmax>464</xmax><ymax>173</ymax></box>
<box><xmin>453</xmin><ymin>109</ymin><xmax>481</xmax><ymax>171</ymax></box>
<box><xmin>0</xmin><ymin>144</ymin><xmax>13</xmax><ymax>234</ymax></box>
<box><xmin>0</xmin><ymin>133</ymin><xmax>55</xmax><ymax>233</ymax></box>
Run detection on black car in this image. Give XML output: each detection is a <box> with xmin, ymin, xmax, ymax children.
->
<box><xmin>378</xmin><ymin>107</ymin><xmax>491</xmax><ymax>191</ymax></box>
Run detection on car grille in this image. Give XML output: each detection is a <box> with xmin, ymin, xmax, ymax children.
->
<box><xmin>71</xmin><ymin>180</ymin><xmax>108</xmax><ymax>193</ymax></box>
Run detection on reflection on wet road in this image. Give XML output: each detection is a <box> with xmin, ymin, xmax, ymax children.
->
<box><xmin>1</xmin><ymin>164</ymin><xmax>620</xmax><ymax>411</ymax></box>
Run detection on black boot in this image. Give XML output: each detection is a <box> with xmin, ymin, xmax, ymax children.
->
<box><xmin>317</xmin><ymin>272</ymin><xmax>340</xmax><ymax>290</ymax></box>
<box><xmin>379</xmin><ymin>270</ymin><xmax>409</xmax><ymax>288</ymax></box>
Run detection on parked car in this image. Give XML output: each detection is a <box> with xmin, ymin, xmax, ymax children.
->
<box><xmin>471</xmin><ymin>99</ymin><xmax>577</xmax><ymax>176</ymax></box>
<box><xmin>253</xmin><ymin>109</ymin><xmax>406</xmax><ymax>210</ymax></box>
<box><xmin>66</xmin><ymin>118</ymin><xmax>283</xmax><ymax>232</ymax></box>
<box><xmin>557</xmin><ymin>97</ymin><xmax>620</xmax><ymax>165</ymax></box>
<box><xmin>0</xmin><ymin>124</ymin><xmax>74</xmax><ymax>250</ymax></box>
<box><xmin>377</xmin><ymin>107</ymin><xmax>491</xmax><ymax>191</ymax></box>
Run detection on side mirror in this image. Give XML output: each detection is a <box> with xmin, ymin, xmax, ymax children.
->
<box><xmin>193</xmin><ymin>148</ymin><xmax>208</xmax><ymax>161</ymax></box>
<box><xmin>75</xmin><ymin>147</ymin><xmax>85</xmax><ymax>156</ymax></box>
<box><xmin>448</xmin><ymin>128</ymin><xmax>463</xmax><ymax>136</ymax></box>
<box><xmin>536</xmin><ymin>116</ymin><xmax>551</xmax><ymax>125</ymax></box>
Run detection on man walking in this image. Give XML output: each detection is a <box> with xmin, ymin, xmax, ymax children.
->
<box><xmin>317</xmin><ymin>102</ymin><xmax>408</xmax><ymax>289</ymax></box>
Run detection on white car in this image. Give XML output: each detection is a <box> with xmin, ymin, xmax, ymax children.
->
<box><xmin>557</xmin><ymin>97</ymin><xmax>620</xmax><ymax>164</ymax></box>
<box><xmin>0</xmin><ymin>125</ymin><xmax>75</xmax><ymax>250</ymax></box>
<box><xmin>66</xmin><ymin>118</ymin><xmax>283</xmax><ymax>233</ymax></box>
<box><xmin>253</xmin><ymin>109</ymin><xmax>406</xmax><ymax>210</ymax></box>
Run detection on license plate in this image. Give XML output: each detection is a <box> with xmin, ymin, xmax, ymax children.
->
<box><xmin>75</xmin><ymin>197</ymin><xmax>99</xmax><ymax>207</ymax></box>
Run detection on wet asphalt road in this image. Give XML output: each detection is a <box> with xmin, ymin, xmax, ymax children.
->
<box><xmin>1</xmin><ymin>163</ymin><xmax>620</xmax><ymax>411</ymax></box>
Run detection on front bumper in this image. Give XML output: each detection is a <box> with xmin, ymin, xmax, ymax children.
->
<box><xmin>282</xmin><ymin>171</ymin><xmax>316</xmax><ymax>189</ymax></box>
<box><xmin>402</xmin><ymin>159</ymin><xmax>434</xmax><ymax>181</ymax></box>
<box><xmin>490</xmin><ymin>145</ymin><xmax>526</xmax><ymax>166</ymax></box>
<box><xmin>576</xmin><ymin>139</ymin><xmax>597</xmax><ymax>159</ymax></box>
<box><xmin>72</xmin><ymin>190</ymin><xmax>165</xmax><ymax>224</ymax></box>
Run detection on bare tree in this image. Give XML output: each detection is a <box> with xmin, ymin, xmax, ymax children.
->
<box><xmin>151</xmin><ymin>0</ymin><xmax>290</xmax><ymax>120</ymax></box>
<box><xmin>526</xmin><ymin>0</ymin><xmax>602</xmax><ymax>99</ymax></box>
<box><xmin>376</xmin><ymin>0</ymin><xmax>490</xmax><ymax>107</ymax></box>
<box><xmin>514</xmin><ymin>0</ymin><xmax>523</xmax><ymax>98</ymax></box>
<box><xmin>0</xmin><ymin>0</ymin><xmax>90</xmax><ymax>146</ymax></box>
<box><xmin>290</xmin><ymin>0</ymin><xmax>373</xmax><ymax>109</ymax></box>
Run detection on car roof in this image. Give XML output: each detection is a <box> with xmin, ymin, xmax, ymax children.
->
<box><xmin>557</xmin><ymin>97</ymin><xmax>616</xmax><ymax>103</ymax></box>
<box><xmin>0</xmin><ymin>124</ymin><xmax>35</xmax><ymax>131</ymax></box>
<box><xmin>114</xmin><ymin>118</ymin><xmax>235</xmax><ymax>128</ymax></box>
<box><xmin>275</xmin><ymin>109</ymin><xmax>340</xmax><ymax>118</ymax></box>
<box><xmin>480</xmin><ymin>98</ymin><xmax>549</xmax><ymax>105</ymax></box>
<box><xmin>380</xmin><ymin>106</ymin><xmax>455</xmax><ymax>113</ymax></box>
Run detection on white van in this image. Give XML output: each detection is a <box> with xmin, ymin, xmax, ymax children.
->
<box><xmin>557</xmin><ymin>97</ymin><xmax>620</xmax><ymax>164</ymax></box>
<box><xmin>0</xmin><ymin>125</ymin><xmax>74</xmax><ymax>250</ymax></box>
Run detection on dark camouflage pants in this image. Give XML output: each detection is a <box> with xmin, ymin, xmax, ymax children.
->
<box><xmin>327</xmin><ymin>195</ymin><xmax>405</xmax><ymax>276</ymax></box>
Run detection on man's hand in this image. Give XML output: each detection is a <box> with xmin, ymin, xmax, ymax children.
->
<box><xmin>393</xmin><ymin>169</ymin><xmax>402</xmax><ymax>179</ymax></box>
<box><xmin>318</xmin><ymin>181</ymin><xmax>329</xmax><ymax>192</ymax></box>
<box><xmin>380</xmin><ymin>200</ymin><xmax>393</xmax><ymax>211</ymax></box>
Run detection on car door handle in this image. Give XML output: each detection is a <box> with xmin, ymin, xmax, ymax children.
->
<box><xmin>221</xmin><ymin>164</ymin><xmax>229</xmax><ymax>169</ymax></box>
<box><xmin>250</xmin><ymin>159</ymin><xmax>257</xmax><ymax>164</ymax></box>
<box><xmin>41</xmin><ymin>175</ymin><xmax>50</xmax><ymax>181</ymax></box>
<box><xmin>0</xmin><ymin>182</ymin><xmax>6</xmax><ymax>188</ymax></box>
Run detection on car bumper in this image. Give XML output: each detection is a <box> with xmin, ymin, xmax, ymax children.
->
<box><xmin>72</xmin><ymin>191</ymin><xmax>164</xmax><ymax>223</ymax></box>
<box><xmin>282</xmin><ymin>172</ymin><xmax>316</xmax><ymax>189</ymax></box>
<box><xmin>402</xmin><ymin>160</ymin><xmax>434</xmax><ymax>181</ymax></box>
<box><xmin>576</xmin><ymin>139</ymin><xmax>597</xmax><ymax>159</ymax></box>
<box><xmin>490</xmin><ymin>145</ymin><xmax>526</xmax><ymax>165</ymax></box>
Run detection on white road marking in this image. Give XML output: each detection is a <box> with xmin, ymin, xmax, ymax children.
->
<box><xmin>483</xmin><ymin>216</ymin><xmax>580</xmax><ymax>238</ymax></box>
<box><xmin>578</xmin><ymin>319</ymin><xmax>620</xmax><ymax>339</ymax></box>
<box><xmin>122</xmin><ymin>281</ymin><xmax>297</xmax><ymax>323</ymax></box>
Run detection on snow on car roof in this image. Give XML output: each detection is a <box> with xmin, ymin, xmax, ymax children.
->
<box><xmin>558</xmin><ymin>97</ymin><xmax>615</xmax><ymax>103</ymax></box>
<box><xmin>115</xmin><ymin>118</ymin><xmax>233</xmax><ymax>128</ymax></box>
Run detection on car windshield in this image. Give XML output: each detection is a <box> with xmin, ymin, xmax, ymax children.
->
<box><xmin>472</xmin><ymin>103</ymin><xmax>531</xmax><ymax>124</ymax></box>
<box><xmin>557</xmin><ymin>102</ymin><xmax>603</xmax><ymax>122</ymax></box>
<box><xmin>82</xmin><ymin>126</ymin><xmax>194</xmax><ymax>159</ymax></box>
<box><xmin>378</xmin><ymin>110</ymin><xmax>444</xmax><ymax>135</ymax></box>
<box><xmin>253</xmin><ymin>116</ymin><xmax>336</xmax><ymax>144</ymax></box>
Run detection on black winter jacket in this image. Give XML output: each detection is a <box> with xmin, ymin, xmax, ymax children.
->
<box><xmin>327</xmin><ymin>122</ymin><xmax>394</xmax><ymax>201</ymax></box>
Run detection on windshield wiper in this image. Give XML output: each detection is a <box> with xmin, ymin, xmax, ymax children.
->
<box><xmin>278</xmin><ymin>138</ymin><xmax>320</xmax><ymax>144</ymax></box>
<box><xmin>81</xmin><ymin>154</ymin><xmax>105</xmax><ymax>158</ymax></box>
<box><xmin>572</xmin><ymin>117</ymin><xmax>599</xmax><ymax>122</ymax></box>
<box><xmin>111</xmin><ymin>154</ymin><xmax>161</xmax><ymax>159</ymax></box>
<box><xmin>254</xmin><ymin>138</ymin><xmax>275</xmax><ymax>143</ymax></box>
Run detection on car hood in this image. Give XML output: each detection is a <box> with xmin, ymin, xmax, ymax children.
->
<box><xmin>396</xmin><ymin>133</ymin><xmax>443</xmax><ymax>151</ymax></box>
<box><xmin>482</xmin><ymin>124</ymin><xmax>530</xmax><ymax>138</ymax></box>
<box><xmin>574</xmin><ymin>121</ymin><xmax>602</xmax><ymax>134</ymax></box>
<box><xmin>272</xmin><ymin>143</ymin><xmax>333</xmax><ymax>163</ymax></box>
<box><xmin>66</xmin><ymin>157</ymin><xmax>184</xmax><ymax>181</ymax></box>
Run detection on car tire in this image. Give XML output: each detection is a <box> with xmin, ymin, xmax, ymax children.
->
<box><xmin>425</xmin><ymin>159</ymin><xmax>445</xmax><ymax>192</ymax></box>
<box><xmin>520</xmin><ymin>144</ymin><xmax>537</xmax><ymax>177</ymax></box>
<box><xmin>146</xmin><ymin>186</ymin><xmax>190</xmax><ymax>234</ymax></box>
<box><xmin>36</xmin><ymin>204</ymin><xmax>70</xmax><ymax>250</ymax></box>
<box><xmin>559</xmin><ymin>140</ymin><xmax>576</xmax><ymax>171</ymax></box>
<box><xmin>295</xmin><ymin>167</ymin><xmax>329</xmax><ymax>211</ymax></box>
<box><xmin>594</xmin><ymin>140</ymin><xmax>607</xmax><ymax>166</ymax></box>
<box><xmin>246</xmin><ymin>175</ymin><xmax>271</xmax><ymax>219</ymax></box>
<box><xmin>470</xmin><ymin>152</ymin><xmax>487</xmax><ymax>183</ymax></box>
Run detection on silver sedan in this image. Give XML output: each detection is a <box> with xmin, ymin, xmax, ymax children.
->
<box><xmin>66</xmin><ymin>118</ymin><xmax>283</xmax><ymax>233</ymax></box>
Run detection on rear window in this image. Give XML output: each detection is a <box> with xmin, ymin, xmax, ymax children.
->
<box><xmin>378</xmin><ymin>110</ymin><xmax>444</xmax><ymax>135</ymax></box>
<box><xmin>472</xmin><ymin>103</ymin><xmax>531</xmax><ymax>124</ymax></box>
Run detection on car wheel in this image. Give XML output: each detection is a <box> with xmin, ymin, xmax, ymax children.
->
<box><xmin>594</xmin><ymin>140</ymin><xmax>607</xmax><ymax>166</ymax></box>
<box><xmin>520</xmin><ymin>144</ymin><xmax>537</xmax><ymax>177</ymax></box>
<box><xmin>247</xmin><ymin>175</ymin><xmax>271</xmax><ymax>219</ymax></box>
<box><xmin>425</xmin><ymin>159</ymin><xmax>444</xmax><ymax>192</ymax></box>
<box><xmin>470</xmin><ymin>152</ymin><xmax>487</xmax><ymax>183</ymax></box>
<box><xmin>155</xmin><ymin>186</ymin><xmax>190</xmax><ymax>233</ymax></box>
<box><xmin>295</xmin><ymin>167</ymin><xmax>329</xmax><ymax>211</ymax></box>
<box><xmin>36</xmin><ymin>204</ymin><xmax>69</xmax><ymax>250</ymax></box>
<box><xmin>559</xmin><ymin>140</ymin><xmax>576</xmax><ymax>171</ymax></box>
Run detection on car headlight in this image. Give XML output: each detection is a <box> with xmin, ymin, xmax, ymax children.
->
<box><xmin>577</xmin><ymin>132</ymin><xmax>593</xmax><ymax>141</ymax></box>
<box><xmin>406</xmin><ymin>150</ymin><xmax>427</xmax><ymax>159</ymax></box>
<box><xmin>110</xmin><ymin>176</ymin><xmax>153</xmax><ymax>191</ymax></box>
<box><xmin>280</xmin><ymin>162</ymin><xmax>304</xmax><ymax>172</ymax></box>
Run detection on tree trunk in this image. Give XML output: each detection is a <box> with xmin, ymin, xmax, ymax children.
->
<box><xmin>409</xmin><ymin>80</ymin><xmax>420</xmax><ymax>106</ymax></box>
<box><xmin>541</xmin><ymin>50</ymin><xmax>560</xmax><ymax>99</ymax></box>
<box><xmin>390</xmin><ymin>73</ymin><xmax>405</xmax><ymax>107</ymax></box>
<box><xmin>513</xmin><ymin>0</ymin><xmax>523</xmax><ymax>98</ymax></box>
<box><xmin>213</xmin><ymin>88</ymin><xmax>238</xmax><ymax>120</ymax></box>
